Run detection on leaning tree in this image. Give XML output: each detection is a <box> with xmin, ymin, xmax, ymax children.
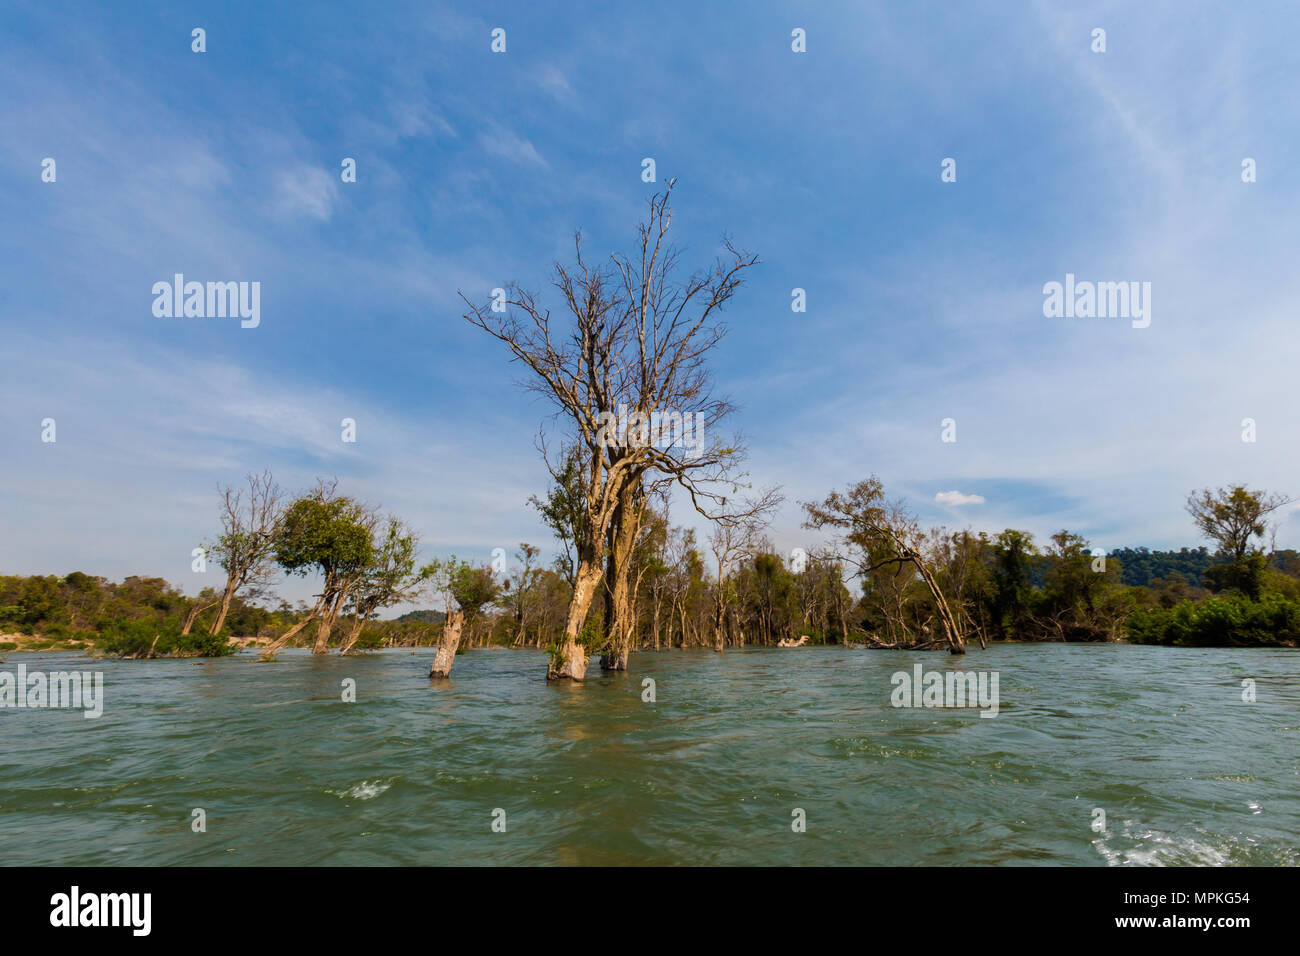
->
<box><xmin>259</xmin><ymin>480</ymin><xmax>377</xmax><ymax>658</ymax></box>
<box><xmin>338</xmin><ymin>517</ymin><xmax>431</xmax><ymax>655</ymax></box>
<box><xmin>803</xmin><ymin>477</ymin><xmax>967</xmax><ymax>654</ymax></box>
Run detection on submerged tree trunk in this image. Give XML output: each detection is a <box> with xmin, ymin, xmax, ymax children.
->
<box><xmin>339</xmin><ymin>611</ymin><xmax>371</xmax><ymax>655</ymax></box>
<box><xmin>313</xmin><ymin>591</ymin><xmax>350</xmax><ymax>654</ymax></box>
<box><xmin>258</xmin><ymin>592</ymin><xmax>331</xmax><ymax>660</ymax></box>
<box><xmin>600</xmin><ymin>645</ymin><xmax>629</xmax><ymax>670</ymax></box>
<box><xmin>429</xmin><ymin>611</ymin><xmax>465</xmax><ymax>678</ymax></box>
<box><xmin>600</xmin><ymin>491</ymin><xmax>640</xmax><ymax>672</ymax></box>
<box><xmin>601</xmin><ymin>562</ymin><xmax>634</xmax><ymax>670</ymax></box>
<box><xmin>551</xmin><ymin>561</ymin><xmax>600</xmax><ymax>680</ymax></box>
<box><xmin>260</xmin><ymin>617</ymin><xmax>314</xmax><ymax>659</ymax></box>
<box><xmin>313</xmin><ymin>610</ymin><xmax>336</xmax><ymax>654</ymax></box>
<box><xmin>651</xmin><ymin>594</ymin><xmax>662</xmax><ymax>651</ymax></box>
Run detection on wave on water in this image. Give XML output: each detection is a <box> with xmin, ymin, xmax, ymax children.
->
<box><xmin>1091</xmin><ymin>820</ymin><xmax>1294</xmax><ymax>866</ymax></box>
<box><xmin>328</xmin><ymin>779</ymin><xmax>393</xmax><ymax>801</ymax></box>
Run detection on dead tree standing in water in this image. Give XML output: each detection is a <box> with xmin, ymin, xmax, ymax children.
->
<box><xmin>464</xmin><ymin>184</ymin><xmax>770</xmax><ymax>680</ymax></box>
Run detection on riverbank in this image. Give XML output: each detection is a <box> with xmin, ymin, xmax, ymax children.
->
<box><xmin>4</xmin><ymin>630</ymin><xmax>1297</xmax><ymax>658</ymax></box>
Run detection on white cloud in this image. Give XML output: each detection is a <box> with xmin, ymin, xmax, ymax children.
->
<box><xmin>935</xmin><ymin>491</ymin><xmax>986</xmax><ymax>507</ymax></box>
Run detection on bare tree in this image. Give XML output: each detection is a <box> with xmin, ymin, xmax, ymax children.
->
<box><xmin>707</xmin><ymin>506</ymin><xmax>777</xmax><ymax>652</ymax></box>
<box><xmin>464</xmin><ymin>183</ymin><xmax>767</xmax><ymax>679</ymax></box>
<box><xmin>180</xmin><ymin>587</ymin><xmax>221</xmax><ymax>637</ymax></box>
<box><xmin>208</xmin><ymin>471</ymin><xmax>283</xmax><ymax>636</ymax></box>
<box><xmin>927</xmin><ymin>529</ymin><xmax>990</xmax><ymax>649</ymax></box>
<box><xmin>508</xmin><ymin>543</ymin><xmax>541</xmax><ymax>647</ymax></box>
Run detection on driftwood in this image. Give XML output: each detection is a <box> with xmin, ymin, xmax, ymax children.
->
<box><xmin>776</xmin><ymin>634</ymin><xmax>810</xmax><ymax>648</ymax></box>
<box><xmin>850</xmin><ymin>634</ymin><xmax>947</xmax><ymax>650</ymax></box>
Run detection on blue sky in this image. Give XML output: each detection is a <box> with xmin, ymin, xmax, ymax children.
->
<box><xmin>3</xmin><ymin>1</ymin><xmax>1299</xmax><ymax>605</ymax></box>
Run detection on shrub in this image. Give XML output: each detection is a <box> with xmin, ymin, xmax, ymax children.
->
<box><xmin>99</xmin><ymin>618</ymin><xmax>235</xmax><ymax>658</ymax></box>
<box><xmin>1125</xmin><ymin>593</ymin><xmax>1300</xmax><ymax>647</ymax></box>
<box><xmin>40</xmin><ymin>622</ymin><xmax>76</xmax><ymax>641</ymax></box>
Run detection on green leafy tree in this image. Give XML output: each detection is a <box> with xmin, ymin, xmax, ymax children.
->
<box><xmin>262</xmin><ymin>480</ymin><xmax>377</xmax><ymax>656</ymax></box>
<box><xmin>1187</xmin><ymin>485</ymin><xmax>1293</xmax><ymax>601</ymax></box>
<box><xmin>339</xmin><ymin>517</ymin><xmax>432</xmax><ymax>654</ymax></box>
<box><xmin>1186</xmin><ymin>485</ymin><xmax>1292</xmax><ymax>561</ymax></box>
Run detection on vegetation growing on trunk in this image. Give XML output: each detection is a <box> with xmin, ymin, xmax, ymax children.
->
<box><xmin>427</xmin><ymin>557</ymin><xmax>500</xmax><ymax>678</ymax></box>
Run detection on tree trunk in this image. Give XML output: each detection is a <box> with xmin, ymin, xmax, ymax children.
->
<box><xmin>181</xmin><ymin>599</ymin><xmax>217</xmax><ymax>636</ymax></box>
<box><xmin>209</xmin><ymin>576</ymin><xmax>238</xmax><ymax>636</ymax></box>
<box><xmin>339</xmin><ymin>611</ymin><xmax>369</xmax><ymax>655</ymax></box>
<box><xmin>600</xmin><ymin>484</ymin><xmax>641</xmax><ymax>671</ymax></box>
<box><xmin>313</xmin><ymin>611</ymin><xmax>335</xmax><ymax>654</ymax></box>
<box><xmin>908</xmin><ymin>553</ymin><xmax>966</xmax><ymax>654</ymax></box>
<box><xmin>599</xmin><ymin>560</ymin><xmax>635</xmax><ymax>671</ymax></box>
<box><xmin>258</xmin><ymin>592</ymin><xmax>331</xmax><ymax>660</ymax></box>
<box><xmin>260</xmin><ymin>617</ymin><xmax>313</xmax><ymax>659</ymax></box>
<box><xmin>313</xmin><ymin>592</ymin><xmax>347</xmax><ymax>654</ymax></box>
<box><xmin>600</xmin><ymin>645</ymin><xmax>629</xmax><ymax>670</ymax></box>
<box><xmin>551</xmin><ymin>560</ymin><xmax>599</xmax><ymax>680</ymax></box>
<box><xmin>651</xmin><ymin>595</ymin><xmax>661</xmax><ymax>650</ymax></box>
<box><xmin>429</xmin><ymin>611</ymin><xmax>465</xmax><ymax>678</ymax></box>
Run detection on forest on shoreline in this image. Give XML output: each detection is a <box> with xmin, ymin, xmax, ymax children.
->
<box><xmin>4</xmin><ymin>501</ymin><xmax>1299</xmax><ymax>659</ymax></box>
<box><xmin>7</xmin><ymin>191</ymin><xmax>1298</xmax><ymax>668</ymax></box>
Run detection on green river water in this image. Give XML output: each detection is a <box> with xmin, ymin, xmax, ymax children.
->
<box><xmin>0</xmin><ymin>644</ymin><xmax>1295</xmax><ymax>865</ymax></box>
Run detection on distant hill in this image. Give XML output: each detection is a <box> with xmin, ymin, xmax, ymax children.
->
<box><xmin>1107</xmin><ymin>547</ymin><xmax>1216</xmax><ymax>587</ymax></box>
<box><xmin>395</xmin><ymin>609</ymin><xmax>446</xmax><ymax>624</ymax></box>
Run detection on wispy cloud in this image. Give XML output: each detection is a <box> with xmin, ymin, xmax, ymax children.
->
<box><xmin>3</xmin><ymin>0</ymin><xmax>1298</xmax><ymax>595</ymax></box>
<box><xmin>479</xmin><ymin>122</ymin><xmax>547</xmax><ymax>166</ymax></box>
<box><xmin>274</xmin><ymin>165</ymin><xmax>338</xmax><ymax>222</ymax></box>
<box><xmin>935</xmin><ymin>491</ymin><xmax>986</xmax><ymax>507</ymax></box>
<box><xmin>537</xmin><ymin>64</ymin><xmax>576</xmax><ymax>104</ymax></box>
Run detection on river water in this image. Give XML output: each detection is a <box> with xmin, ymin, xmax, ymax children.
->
<box><xmin>0</xmin><ymin>645</ymin><xmax>1295</xmax><ymax>865</ymax></box>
